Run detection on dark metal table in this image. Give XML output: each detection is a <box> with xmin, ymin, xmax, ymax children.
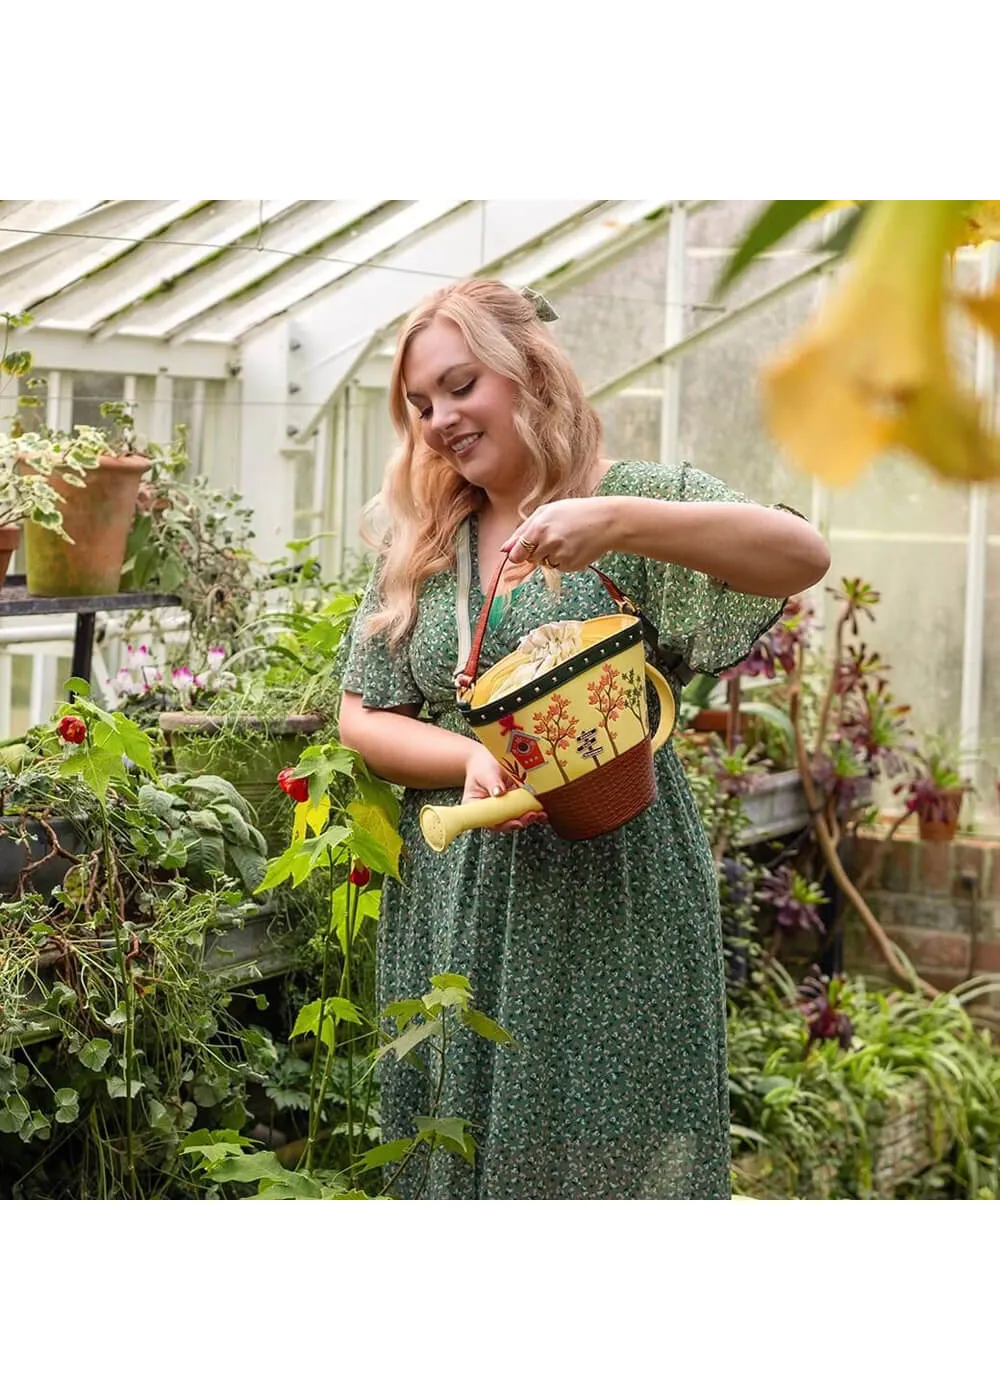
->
<box><xmin>0</xmin><ymin>575</ymin><xmax>182</xmax><ymax>684</ymax></box>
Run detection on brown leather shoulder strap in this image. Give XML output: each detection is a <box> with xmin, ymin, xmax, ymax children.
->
<box><xmin>456</xmin><ymin>555</ymin><xmax>634</xmax><ymax>688</ymax></box>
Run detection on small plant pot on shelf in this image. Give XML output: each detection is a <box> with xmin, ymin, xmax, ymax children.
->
<box><xmin>22</xmin><ymin>454</ymin><xmax>150</xmax><ymax>597</ymax></box>
<box><xmin>0</xmin><ymin>524</ymin><xmax>19</xmax><ymax>591</ymax></box>
<box><xmin>158</xmin><ymin>712</ymin><xmax>325</xmax><ymax>855</ymax></box>
<box><xmin>691</xmin><ymin>708</ymin><xmax>730</xmax><ymax>734</ymax></box>
<box><xmin>916</xmin><ymin>788</ymin><xmax>964</xmax><ymax>842</ymax></box>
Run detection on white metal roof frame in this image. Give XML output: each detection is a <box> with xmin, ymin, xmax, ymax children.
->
<box><xmin>0</xmin><ymin>200</ymin><xmax>686</xmax><ymax>393</ymax></box>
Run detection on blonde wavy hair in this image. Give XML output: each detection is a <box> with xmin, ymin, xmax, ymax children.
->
<box><xmin>362</xmin><ymin>278</ymin><xmax>604</xmax><ymax>647</ymax></box>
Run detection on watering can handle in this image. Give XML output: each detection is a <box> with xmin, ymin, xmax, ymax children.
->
<box><xmin>457</xmin><ymin>551</ymin><xmax>634</xmax><ymax>689</ymax></box>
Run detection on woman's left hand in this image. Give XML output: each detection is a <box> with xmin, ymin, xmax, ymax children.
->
<box><xmin>502</xmin><ymin>498</ymin><xmax>621</xmax><ymax>571</ymax></box>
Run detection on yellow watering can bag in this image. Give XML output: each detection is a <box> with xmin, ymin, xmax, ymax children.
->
<box><xmin>418</xmin><ymin>543</ymin><xmax>678</xmax><ymax>853</ymax></box>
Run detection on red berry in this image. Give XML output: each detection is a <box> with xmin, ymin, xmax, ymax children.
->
<box><xmin>276</xmin><ymin>767</ymin><xmax>309</xmax><ymax>803</ymax></box>
<box><xmin>57</xmin><ymin>715</ymin><xmax>87</xmax><ymax>745</ymax></box>
<box><xmin>349</xmin><ymin>863</ymin><xmax>371</xmax><ymax>887</ymax></box>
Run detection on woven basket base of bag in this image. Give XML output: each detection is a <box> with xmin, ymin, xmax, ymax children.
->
<box><xmin>539</xmin><ymin>737</ymin><xmax>657</xmax><ymax>840</ymax></box>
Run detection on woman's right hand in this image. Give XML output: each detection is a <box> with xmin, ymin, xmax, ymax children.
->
<box><xmin>462</xmin><ymin>746</ymin><xmax>548</xmax><ymax>834</ymax></box>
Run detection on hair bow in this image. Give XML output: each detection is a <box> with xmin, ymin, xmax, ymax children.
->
<box><xmin>520</xmin><ymin>286</ymin><xmax>560</xmax><ymax>323</ymax></box>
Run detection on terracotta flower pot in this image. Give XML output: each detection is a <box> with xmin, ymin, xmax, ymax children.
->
<box><xmin>22</xmin><ymin>453</ymin><xmax>150</xmax><ymax>597</ymax></box>
<box><xmin>917</xmin><ymin>787</ymin><xmax>963</xmax><ymax>842</ymax></box>
<box><xmin>0</xmin><ymin>524</ymin><xmax>19</xmax><ymax>591</ymax></box>
<box><xmin>691</xmin><ymin>708</ymin><xmax>730</xmax><ymax>734</ymax></box>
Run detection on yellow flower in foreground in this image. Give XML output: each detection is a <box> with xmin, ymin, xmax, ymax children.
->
<box><xmin>763</xmin><ymin>200</ymin><xmax>1000</xmax><ymax>486</ymax></box>
<box><xmin>962</xmin><ymin>201</ymin><xmax>1000</xmax><ymax>246</ymax></box>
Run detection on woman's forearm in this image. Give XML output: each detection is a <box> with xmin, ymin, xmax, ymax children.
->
<box><xmin>338</xmin><ymin>691</ymin><xmax>477</xmax><ymax>790</ymax></box>
<box><xmin>608</xmin><ymin>497</ymin><xmax>830</xmax><ymax>598</ymax></box>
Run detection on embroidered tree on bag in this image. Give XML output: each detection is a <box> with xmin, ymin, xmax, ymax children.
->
<box><xmin>621</xmin><ymin>667</ymin><xmax>647</xmax><ymax>730</ymax></box>
<box><xmin>532</xmin><ymin>694</ymin><xmax>578</xmax><ymax>783</ymax></box>
<box><xmin>587</xmin><ymin>663</ymin><xmax>626</xmax><ymax>757</ymax></box>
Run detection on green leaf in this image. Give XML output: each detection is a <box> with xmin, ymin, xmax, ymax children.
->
<box><xmin>254</xmin><ymin>844</ymin><xmax>299</xmax><ymax>893</ymax></box>
<box><xmin>356</xmin><ymin>887</ymin><xmax>382</xmax><ymax>922</ymax></box>
<box><xmin>207</xmin><ymin>1150</ymin><xmax>292</xmax><ymax>1184</ymax></box>
<box><xmin>330</xmin><ymin>997</ymin><xmax>362</xmax><ymax>1025</ymax></box>
<box><xmin>422</xmin><ymin>985</ymin><xmax>469</xmax><ymax>1013</ymax></box>
<box><xmin>462</xmin><ymin>1009</ymin><xmax>514</xmax><ymax>1045</ymax></box>
<box><xmin>346</xmin><ymin>800</ymin><xmax>402</xmax><ymax>879</ymax></box>
<box><xmin>213</xmin><ymin>803</ymin><xmax>252</xmax><ymax>847</ymax></box>
<box><xmin>729</xmin><ymin>1124</ymin><xmax>768</xmax><ymax>1145</ymax></box>
<box><xmin>180</xmin><ymin>775</ymin><xmax>252</xmax><ymax>816</ymax></box>
<box><xmin>738</xmin><ymin>701</ymin><xmax>796</xmax><ymax>745</ymax></box>
<box><xmin>382</xmin><ymin>998</ymin><xmax>423</xmax><ymax>1030</ymax></box>
<box><xmin>353</xmin><ymin>770</ymin><xmax>401</xmax><ymax>827</ymax></box>
<box><xmin>147</xmin><ymin>1099</ymin><xmax>173</xmax><ymax>1133</ymax></box>
<box><xmin>255</xmin><ymin>1174</ymin><xmax>324</xmax><ymax>1200</ymax></box>
<box><xmin>180</xmin><ymin>1128</ymin><xmax>256</xmax><ymax>1156</ymax></box>
<box><xmin>291</xmin><ymin>998</ymin><xmax>335</xmax><ymax>1051</ymax></box>
<box><xmin>159</xmin><ymin>556</ymin><xmax>185</xmax><ymax>593</ymax></box>
<box><xmin>59</xmin><ymin>745</ymin><xmax>124</xmax><ymax>800</ymax></box>
<box><xmin>376</xmin><ymin>1016</ymin><xmax>442</xmax><ymax>1062</ymax></box>
<box><xmin>414</xmin><ymin>1115</ymin><xmax>476</xmax><ymax>1165</ymax></box>
<box><xmin>357</xmin><ymin>1137</ymin><xmax>413</xmax><ymax>1172</ymax></box>
<box><xmin>229</xmin><ymin>844</ymin><xmax>268</xmax><ymax>895</ymax></box>
<box><xmin>0</xmin><ymin>1056</ymin><xmax>18</xmax><ymax>1095</ymax></box>
<box><xmin>104</xmin><ymin>1005</ymin><xmax>128</xmax><ymax>1030</ymax></box>
<box><xmin>64</xmin><ymin>677</ymin><xmax>91</xmax><ymax>699</ymax></box>
<box><xmin>430</xmin><ymin>972</ymin><xmax>472</xmax><ymax>992</ymax></box>
<box><xmin>0</xmin><ymin>1093</ymin><xmax>31</xmax><ymax>1134</ymax></box>
<box><xmin>78</xmin><ymin>1037</ymin><xmax>112</xmax><ymax>1071</ymax></box>
<box><xmin>818</xmin><ymin>202</ymin><xmax>869</xmax><ymax>255</ymax></box>
<box><xmin>714</xmin><ymin>200</ymin><xmax>830</xmax><ymax>295</ymax></box>
<box><xmin>105</xmin><ymin>1075</ymin><xmax>142</xmax><ymax>1100</ymax></box>
<box><xmin>254</xmin><ymin>825</ymin><xmax>350</xmax><ymax>893</ymax></box>
<box><xmin>192</xmin><ymin>1073</ymin><xmax>228</xmax><ymax>1107</ymax></box>
<box><xmin>138</xmin><ymin>784</ymin><xmax>179</xmax><ymax>821</ymax></box>
<box><xmin>53</xmin><ymin>1088</ymin><xmax>80</xmax><ymax>1123</ymax></box>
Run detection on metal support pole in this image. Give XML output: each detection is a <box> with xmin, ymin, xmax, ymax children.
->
<box><xmin>70</xmin><ymin>613</ymin><xmax>97</xmax><ymax>686</ymax></box>
<box><xmin>189</xmin><ymin>380</ymin><xmax>206</xmax><ymax>474</ymax></box>
<box><xmin>959</xmin><ymin>242</ymin><xmax>999</xmax><ymax>798</ymax></box>
<box><xmin>659</xmin><ymin>204</ymin><xmax>687</xmax><ymax>464</ymax></box>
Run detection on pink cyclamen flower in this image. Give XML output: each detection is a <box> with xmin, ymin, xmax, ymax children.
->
<box><xmin>113</xmin><ymin>666</ymin><xmax>138</xmax><ymax>697</ymax></box>
<box><xmin>207</xmin><ymin>647</ymin><xmax>226</xmax><ymax>671</ymax></box>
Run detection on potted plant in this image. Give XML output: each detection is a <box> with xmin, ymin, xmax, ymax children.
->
<box><xmin>2</xmin><ymin>319</ymin><xmax>185</xmax><ymax>598</ymax></box>
<box><xmin>18</xmin><ymin>403</ymin><xmax>190</xmax><ymax>598</ymax></box>
<box><xmin>120</xmin><ymin>451</ymin><xmax>259</xmax><ymax>654</ymax></box>
<box><xmin>898</xmin><ymin>745</ymin><xmax>968</xmax><ymax>842</ymax></box>
<box><xmin>1</xmin><ymin>314</ymin><xmax>101</xmax><ymax>590</ymax></box>
<box><xmin>0</xmin><ymin>443</ymin><xmax>91</xmax><ymax>591</ymax></box>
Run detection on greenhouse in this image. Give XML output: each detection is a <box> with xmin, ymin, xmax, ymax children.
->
<box><xmin>2</xmin><ymin>197</ymin><xmax>1000</xmax><ymax>1200</ymax></box>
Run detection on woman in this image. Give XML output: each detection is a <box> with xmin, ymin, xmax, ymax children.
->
<box><xmin>339</xmin><ymin>279</ymin><xmax>830</xmax><ymax>1199</ymax></box>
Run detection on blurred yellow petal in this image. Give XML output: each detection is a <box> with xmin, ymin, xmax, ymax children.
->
<box><xmin>960</xmin><ymin>282</ymin><xmax>1000</xmax><ymax>338</ymax></box>
<box><xmin>960</xmin><ymin>201</ymin><xmax>1000</xmax><ymax>246</ymax></box>
<box><xmin>763</xmin><ymin>339</ymin><xmax>895</xmax><ymax>487</ymax></box>
<box><xmin>894</xmin><ymin>358</ymin><xmax>1000</xmax><ymax>482</ymax></box>
<box><xmin>761</xmin><ymin>200</ymin><xmax>995</xmax><ymax>486</ymax></box>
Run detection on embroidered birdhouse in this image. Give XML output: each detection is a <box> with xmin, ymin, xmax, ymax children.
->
<box><xmin>506</xmin><ymin>727</ymin><xmax>545</xmax><ymax>770</ymax></box>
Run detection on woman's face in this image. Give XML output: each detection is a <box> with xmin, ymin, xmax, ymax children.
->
<box><xmin>402</xmin><ymin>316</ymin><xmax>529</xmax><ymax>494</ymax></box>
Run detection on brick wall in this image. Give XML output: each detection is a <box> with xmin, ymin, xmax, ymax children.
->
<box><xmin>841</xmin><ymin>828</ymin><xmax>1000</xmax><ymax>989</ymax></box>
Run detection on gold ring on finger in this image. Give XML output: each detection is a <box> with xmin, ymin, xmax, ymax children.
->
<box><xmin>519</xmin><ymin>537</ymin><xmax>538</xmax><ymax>555</ymax></box>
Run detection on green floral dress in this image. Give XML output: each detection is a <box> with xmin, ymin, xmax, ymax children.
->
<box><xmin>341</xmin><ymin>461</ymin><xmax>785</xmax><ymax>1199</ymax></box>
